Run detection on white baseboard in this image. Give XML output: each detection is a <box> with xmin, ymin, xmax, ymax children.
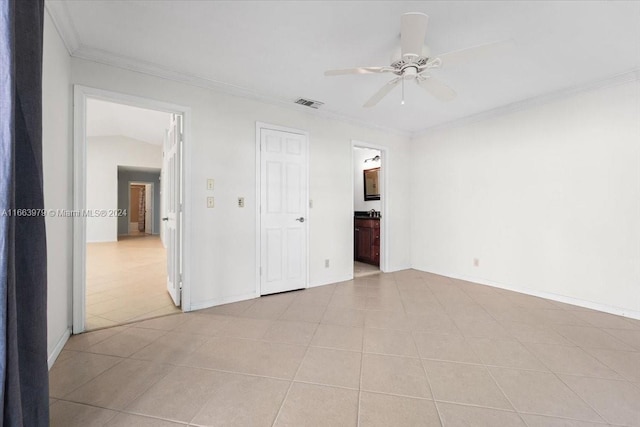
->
<box><xmin>413</xmin><ymin>266</ymin><xmax>640</xmax><ymax>321</ymax></box>
<box><xmin>309</xmin><ymin>273</ymin><xmax>353</xmax><ymax>288</ymax></box>
<box><xmin>189</xmin><ymin>292</ymin><xmax>258</xmax><ymax>312</ymax></box>
<box><xmin>189</xmin><ymin>275</ymin><xmax>357</xmax><ymax>311</ymax></box>
<box><xmin>383</xmin><ymin>264</ymin><xmax>412</xmax><ymax>274</ymax></box>
<box><xmin>48</xmin><ymin>327</ymin><xmax>71</xmax><ymax>370</ymax></box>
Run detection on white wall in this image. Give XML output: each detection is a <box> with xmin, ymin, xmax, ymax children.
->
<box><xmin>43</xmin><ymin>11</ymin><xmax>72</xmax><ymax>365</ymax></box>
<box><xmin>353</xmin><ymin>147</ymin><xmax>381</xmax><ymax>212</ymax></box>
<box><xmin>411</xmin><ymin>80</ymin><xmax>640</xmax><ymax>317</ymax></box>
<box><xmin>45</xmin><ymin>22</ymin><xmax>639</xmax><ymax>370</ymax></box>
<box><xmin>86</xmin><ymin>135</ymin><xmax>162</xmax><ymax>242</ymax></box>
<box><xmin>71</xmin><ymin>58</ymin><xmax>412</xmax><ymax>310</ymax></box>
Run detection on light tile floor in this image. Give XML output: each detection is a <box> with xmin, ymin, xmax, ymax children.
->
<box><xmin>354</xmin><ymin>261</ymin><xmax>380</xmax><ymax>278</ymax></box>
<box><xmin>86</xmin><ymin>235</ymin><xmax>181</xmax><ymax>330</ymax></box>
<box><xmin>50</xmin><ymin>270</ymin><xmax>640</xmax><ymax>426</ymax></box>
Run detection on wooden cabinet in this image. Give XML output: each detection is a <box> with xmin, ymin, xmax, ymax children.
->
<box><xmin>354</xmin><ymin>218</ymin><xmax>380</xmax><ymax>266</ymax></box>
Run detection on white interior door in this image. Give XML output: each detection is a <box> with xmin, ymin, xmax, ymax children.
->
<box><xmin>160</xmin><ymin>131</ymin><xmax>168</xmax><ymax>247</ymax></box>
<box><xmin>165</xmin><ymin>114</ymin><xmax>181</xmax><ymax>306</ymax></box>
<box><xmin>260</xmin><ymin>128</ymin><xmax>308</xmax><ymax>295</ymax></box>
<box><xmin>144</xmin><ymin>183</ymin><xmax>153</xmax><ymax>234</ymax></box>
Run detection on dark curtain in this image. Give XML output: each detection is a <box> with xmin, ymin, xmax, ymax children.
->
<box><xmin>0</xmin><ymin>0</ymin><xmax>49</xmax><ymax>425</ymax></box>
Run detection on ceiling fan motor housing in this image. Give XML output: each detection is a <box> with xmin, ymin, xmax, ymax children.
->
<box><xmin>390</xmin><ymin>45</ymin><xmax>431</xmax><ymax>78</ymax></box>
<box><xmin>402</xmin><ymin>66</ymin><xmax>419</xmax><ymax>79</ymax></box>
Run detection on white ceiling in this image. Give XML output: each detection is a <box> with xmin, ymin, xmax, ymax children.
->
<box><xmin>50</xmin><ymin>1</ymin><xmax>640</xmax><ymax>133</ymax></box>
<box><xmin>87</xmin><ymin>99</ymin><xmax>170</xmax><ymax>145</ymax></box>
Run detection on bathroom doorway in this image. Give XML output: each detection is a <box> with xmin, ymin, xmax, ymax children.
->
<box><xmin>352</xmin><ymin>144</ymin><xmax>384</xmax><ymax>278</ymax></box>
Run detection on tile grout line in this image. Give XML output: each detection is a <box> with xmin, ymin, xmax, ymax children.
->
<box><xmin>269</xmin><ymin>284</ymin><xmax>338</xmax><ymax>427</ymax></box>
<box><xmin>547</xmin><ymin>321</ymin><xmax>640</xmax><ymax>423</ymax></box>
<box><xmin>403</xmin><ymin>275</ymin><xmax>445</xmax><ymax>427</ymax></box>
<box><xmin>578</xmin><ymin>347</ymin><xmax>640</xmax><ymax>383</ymax></box>
<box><xmin>455</xmin><ymin>277</ymin><xmax>609</xmax><ymax>426</ymax></box>
<box><xmin>427</xmin><ymin>275</ymin><xmax>537</xmax><ymax>426</ymax></box>
<box><xmin>482</xmin><ymin>363</ymin><xmax>530</xmax><ymax>426</ymax></box>
<box><xmin>50</xmin><ymin>353</ymin><xmax>128</xmax><ymax>401</ymax></box>
<box><xmin>551</xmin><ymin>372</ymin><xmax>619</xmax><ymax>425</ymax></box>
<box><xmin>356</xmin><ymin>303</ymin><xmax>365</xmax><ymax>427</ymax></box>
<box><xmin>515</xmin><ymin>409</ymin><xmax>613</xmax><ymax>426</ymax></box>
<box><xmin>59</xmin><ymin>360</ymin><xmax>179</xmax><ymax>416</ymax></box>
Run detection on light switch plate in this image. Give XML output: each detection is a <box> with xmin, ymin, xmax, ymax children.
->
<box><xmin>207</xmin><ymin>179</ymin><xmax>214</xmax><ymax>190</ymax></box>
<box><xmin>238</xmin><ymin>197</ymin><xmax>245</xmax><ymax>208</ymax></box>
<box><xmin>207</xmin><ymin>197</ymin><xmax>214</xmax><ymax>208</ymax></box>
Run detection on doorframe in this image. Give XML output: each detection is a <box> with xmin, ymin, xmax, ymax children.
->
<box><xmin>351</xmin><ymin>140</ymin><xmax>389</xmax><ymax>273</ymax></box>
<box><xmin>254</xmin><ymin>121</ymin><xmax>310</xmax><ymax>297</ymax></box>
<box><xmin>73</xmin><ymin>85</ymin><xmax>192</xmax><ymax>333</ymax></box>
<box><xmin>127</xmin><ymin>181</ymin><xmax>155</xmax><ymax>235</ymax></box>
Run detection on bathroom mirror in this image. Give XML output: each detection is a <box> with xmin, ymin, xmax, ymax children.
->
<box><xmin>363</xmin><ymin>167</ymin><xmax>380</xmax><ymax>201</ymax></box>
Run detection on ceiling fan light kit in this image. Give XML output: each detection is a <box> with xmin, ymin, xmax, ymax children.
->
<box><xmin>324</xmin><ymin>12</ymin><xmax>513</xmax><ymax>108</ymax></box>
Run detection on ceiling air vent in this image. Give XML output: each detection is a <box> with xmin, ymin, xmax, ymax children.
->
<box><xmin>295</xmin><ymin>98</ymin><xmax>324</xmax><ymax>109</ymax></box>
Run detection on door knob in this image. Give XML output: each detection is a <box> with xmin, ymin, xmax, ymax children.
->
<box><xmin>295</xmin><ymin>217</ymin><xmax>305</xmax><ymax>223</ymax></box>
<box><xmin>162</xmin><ymin>217</ymin><xmax>169</xmax><ymax>221</ymax></box>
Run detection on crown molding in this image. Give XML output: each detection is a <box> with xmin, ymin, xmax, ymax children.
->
<box><xmin>46</xmin><ymin>0</ymin><xmax>637</xmax><ymax>141</ymax></box>
<box><xmin>411</xmin><ymin>69</ymin><xmax>640</xmax><ymax>138</ymax></box>
<box><xmin>68</xmin><ymin>45</ymin><xmax>640</xmax><ymax>142</ymax></box>
<box><xmin>70</xmin><ymin>45</ymin><xmax>411</xmax><ymax>139</ymax></box>
<box><xmin>44</xmin><ymin>1</ymin><xmax>409</xmax><ymax>138</ymax></box>
<box><xmin>45</xmin><ymin>1</ymin><xmax>81</xmax><ymax>54</ymax></box>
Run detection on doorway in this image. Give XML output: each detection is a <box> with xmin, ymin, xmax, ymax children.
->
<box><xmin>127</xmin><ymin>181</ymin><xmax>155</xmax><ymax>236</ymax></box>
<box><xmin>73</xmin><ymin>85</ymin><xmax>190</xmax><ymax>333</ymax></box>
<box><xmin>352</xmin><ymin>142</ymin><xmax>387</xmax><ymax>278</ymax></box>
<box><xmin>256</xmin><ymin>122</ymin><xmax>309</xmax><ymax>296</ymax></box>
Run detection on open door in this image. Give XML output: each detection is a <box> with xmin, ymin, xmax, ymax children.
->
<box><xmin>144</xmin><ymin>183</ymin><xmax>153</xmax><ymax>234</ymax></box>
<box><xmin>164</xmin><ymin>113</ymin><xmax>182</xmax><ymax>306</ymax></box>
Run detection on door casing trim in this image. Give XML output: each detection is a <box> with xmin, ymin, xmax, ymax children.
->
<box><xmin>73</xmin><ymin>85</ymin><xmax>192</xmax><ymax>333</ymax></box>
<box><xmin>351</xmin><ymin>140</ymin><xmax>389</xmax><ymax>274</ymax></box>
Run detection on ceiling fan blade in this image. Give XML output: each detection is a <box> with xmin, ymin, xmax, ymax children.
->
<box><xmin>401</xmin><ymin>12</ymin><xmax>428</xmax><ymax>57</ymax></box>
<box><xmin>324</xmin><ymin>67</ymin><xmax>391</xmax><ymax>76</ymax></box>
<box><xmin>436</xmin><ymin>39</ymin><xmax>515</xmax><ymax>68</ymax></box>
<box><xmin>363</xmin><ymin>77</ymin><xmax>401</xmax><ymax>108</ymax></box>
<box><xmin>416</xmin><ymin>77</ymin><xmax>456</xmax><ymax>102</ymax></box>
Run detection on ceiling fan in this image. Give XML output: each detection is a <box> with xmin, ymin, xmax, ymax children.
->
<box><xmin>325</xmin><ymin>12</ymin><xmax>513</xmax><ymax>108</ymax></box>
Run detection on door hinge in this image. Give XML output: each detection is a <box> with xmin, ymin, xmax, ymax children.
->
<box><xmin>179</xmin><ymin>273</ymin><xmax>183</xmax><ymax>286</ymax></box>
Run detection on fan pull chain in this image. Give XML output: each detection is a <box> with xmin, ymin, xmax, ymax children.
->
<box><xmin>401</xmin><ymin>77</ymin><xmax>405</xmax><ymax>105</ymax></box>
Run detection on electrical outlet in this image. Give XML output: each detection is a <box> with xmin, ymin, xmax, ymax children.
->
<box><xmin>207</xmin><ymin>197</ymin><xmax>214</xmax><ymax>208</ymax></box>
<box><xmin>207</xmin><ymin>179</ymin><xmax>214</xmax><ymax>190</ymax></box>
<box><xmin>473</xmin><ymin>258</ymin><xmax>479</xmax><ymax>267</ymax></box>
<box><xmin>324</xmin><ymin>259</ymin><xmax>330</xmax><ymax>268</ymax></box>
<box><xmin>238</xmin><ymin>197</ymin><xmax>245</xmax><ymax>208</ymax></box>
